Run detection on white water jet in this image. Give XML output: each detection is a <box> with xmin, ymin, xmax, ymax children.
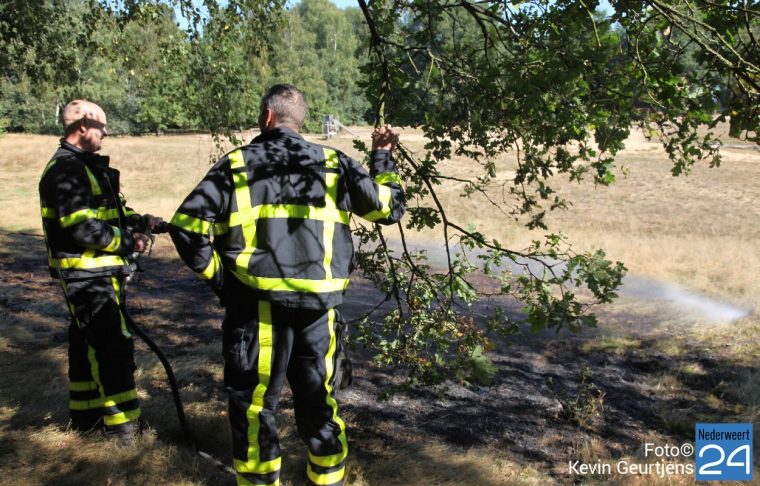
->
<box><xmin>619</xmin><ymin>275</ymin><xmax>750</xmax><ymax>323</ymax></box>
<box><xmin>373</xmin><ymin>239</ymin><xmax>751</xmax><ymax>325</ymax></box>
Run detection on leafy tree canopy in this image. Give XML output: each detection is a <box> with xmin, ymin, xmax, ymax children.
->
<box><xmin>341</xmin><ymin>0</ymin><xmax>757</xmax><ymax>387</ymax></box>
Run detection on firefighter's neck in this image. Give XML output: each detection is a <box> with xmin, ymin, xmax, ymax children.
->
<box><xmin>64</xmin><ymin>132</ymin><xmax>91</xmax><ymax>153</ymax></box>
<box><xmin>261</xmin><ymin>109</ymin><xmax>300</xmax><ymax>134</ymax></box>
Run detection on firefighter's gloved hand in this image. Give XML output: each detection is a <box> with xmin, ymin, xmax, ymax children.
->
<box><xmin>133</xmin><ymin>232</ymin><xmax>150</xmax><ymax>253</ymax></box>
<box><xmin>152</xmin><ymin>220</ymin><xmax>170</xmax><ymax>234</ymax></box>
<box><xmin>333</xmin><ymin>351</ymin><xmax>353</xmax><ymax>390</ymax></box>
<box><xmin>143</xmin><ymin>214</ymin><xmax>164</xmax><ymax>231</ymax></box>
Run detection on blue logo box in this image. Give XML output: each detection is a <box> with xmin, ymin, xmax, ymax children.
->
<box><xmin>696</xmin><ymin>423</ymin><xmax>753</xmax><ymax>481</ymax></box>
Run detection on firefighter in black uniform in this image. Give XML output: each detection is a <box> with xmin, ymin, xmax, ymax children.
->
<box><xmin>169</xmin><ymin>84</ymin><xmax>405</xmax><ymax>486</ymax></box>
<box><xmin>39</xmin><ymin>100</ymin><xmax>162</xmax><ymax>442</ymax></box>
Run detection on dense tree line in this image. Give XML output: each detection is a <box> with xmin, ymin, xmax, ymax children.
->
<box><xmin>0</xmin><ymin>0</ymin><xmax>370</xmax><ymax>134</ymax></box>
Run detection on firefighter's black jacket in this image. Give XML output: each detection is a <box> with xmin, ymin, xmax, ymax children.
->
<box><xmin>169</xmin><ymin>127</ymin><xmax>405</xmax><ymax>309</ymax></box>
<box><xmin>39</xmin><ymin>141</ymin><xmax>143</xmax><ymax>281</ymax></box>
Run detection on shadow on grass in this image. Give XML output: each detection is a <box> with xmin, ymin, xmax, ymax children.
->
<box><xmin>0</xmin><ymin>232</ymin><xmax>228</xmax><ymax>484</ymax></box>
<box><xmin>1</xmin><ymin>230</ymin><xmax>758</xmax><ymax>485</ymax></box>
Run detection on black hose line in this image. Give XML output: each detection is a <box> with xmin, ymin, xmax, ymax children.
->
<box><xmin>122</xmin><ymin>225</ymin><xmax>236</xmax><ymax>477</ymax></box>
<box><xmin>122</xmin><ymin>308</ymin><xmax>193</xmax><ymax>444</ymax></box>
<box><xmin>122</xmin><ymin>304</ymin><xmax>236</xmax><ymax>477</ymax></box>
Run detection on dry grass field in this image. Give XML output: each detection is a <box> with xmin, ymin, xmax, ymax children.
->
<box><xmin>0</xmin><ymin>127</ymin><xmax>758</xmax><ymax>485</ymax></box>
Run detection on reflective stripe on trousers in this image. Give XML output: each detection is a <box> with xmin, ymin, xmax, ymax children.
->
<box><xmin>224</xmin><ymin>300</ymin><xmax>347</xmax><ymax>486</ymax></box>
<box><xmin>64</xmin><ymin>277</ymin><xmax>141</xmax><ymax>430</ymax></box>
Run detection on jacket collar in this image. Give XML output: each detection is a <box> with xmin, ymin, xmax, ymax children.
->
<box><xmin>250</xmin><ymin>126</ymin><xmax>305</xmax><ymax>144</ymax></box>
<box><xmin>59</xmin><ymin>139</ymin><xmax>110</xmax><ymax>167</ymax></box>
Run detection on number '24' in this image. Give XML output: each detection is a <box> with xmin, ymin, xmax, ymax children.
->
<box><xmin>698</xmin><ymin>444</ymin><xmax>751</xmax><ymax>475</ymax></box>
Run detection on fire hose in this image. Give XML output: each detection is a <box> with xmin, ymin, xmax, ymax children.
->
<box><xmin>123</xmin><ymin>221</ymin><xmax>235</xmax><ymax>477</ymax></box>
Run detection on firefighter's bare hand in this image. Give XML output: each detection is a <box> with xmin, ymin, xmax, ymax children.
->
<box><xmin>371</xmin><ymin>124</ymin><xmax>399</xmax><ymax>152</ymax></box>
<box><xmin>143</xmin><ymin>214</ymin><xmax>164</xmax><ymax>231</ymax></box>
<box><xmin>133</xmin><ymin>232</ymin><xmax>151</xmax><ymax>253</ymax></box>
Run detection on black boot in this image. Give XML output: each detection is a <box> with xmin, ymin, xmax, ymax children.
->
<box><xmin>104</xmin><ymin>420</ymin><xmax>140</xmax><ymax>446</ymax></box>
<box><xmin>69</xmin><ymin>410</ymin><xmax>103</xmax><ymax>436</ymax></box>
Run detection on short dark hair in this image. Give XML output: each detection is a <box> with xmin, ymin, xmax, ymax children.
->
<box><xmin>260</xmin><ymin>84</ymin><xmax>307</xmax><ymax>129</ymax></box>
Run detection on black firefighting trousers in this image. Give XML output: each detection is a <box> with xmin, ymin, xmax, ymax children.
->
<box><xmin>223</xmin><ymin>297</ymin><xmax>348</xmax><ymax>486</ymax></box>
<box><xmin>62</xmin><ymin>276</ymin><xmax>141</xmax><ymax>435</ymax></box>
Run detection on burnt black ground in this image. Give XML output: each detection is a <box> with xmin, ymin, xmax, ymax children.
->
<box><xmin>0</xmin><ymin>231</ymin><xmax>755</xmax><ymax>485</ymax></box>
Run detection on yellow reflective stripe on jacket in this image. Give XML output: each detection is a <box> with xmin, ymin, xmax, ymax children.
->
<box><xmin>200</xmin><ymin>251</ymin><xmax>221</xmax><ymax>280</ymax></box>
<box><xmin>83</xmin><ymin>165</ymin><xmax>102</xmax><ymax>196</ymax></box>
<box><xmin>228</xmin><ymin>204</ymin><xmax>349</xmax><ymax>227</ymax></box>
<box><xmin>97</xmin><ymin>207</ymin><xmax>119</xmax><ymax>220</ymax></box>
<box><xmin>171</xmin><ymin>212</ymin><xmax>213</xmax><ymax>235</ymax></box>
<box><xmin>103</xmin><ymin>227</ymin><xmax>122</xmax><ymax>252</ymax></box>
<box><xmin>41</xmin><ymin>207</ymin><xmax>56</xmax><ymax>218</ymax></box>
<box><xmin>232</xmin><ymin>273</ymin><xmax>349</xmax><ymax>293</ymax></box>
<box><xmin>59</xmin><ymin>208</ymin><xmax>98</xmax><ymax>228</ymax></box>
<box><xmin>57</xmin><ymin>207</ymin><xmax>120</xmax><ymax>228</ymax></box>
<box><xmin>49</xmin><ymin>253</ymin><xmax>128</xmax><ymax>270</ymax></box>
<box><xmin>41</xmin><ymin>159</ymin><xmax>57</xmax><ymax>178</ymax></box>
<box><xmin>324</xmin><ymin>148</ymin><xmax>340</xmax><ymax>169</ymax></box>
<box><xmin>229</xmin><ymin>148</ymin><xmax>246</xmax><ymax>170</ymax></box>
<box><xmin>361</xmin><ymin>184</ymin><xmax>392</xmax><ymax>221</ymax></box>
<box><xmin>322</xmin><ymin>148</ymin><xmax>340</xmax><ymax>281</ymax></box>
<box><xmin>213</xmin><ymin>221</ymin><xmax>229</xmax><ymax>235</ymax></box>
<box><xmin>322</xmin><ymin>189</ymin><xmax>337</xmax><ymax>281</ymax></box>
<box><xmin>224</xmin><ymin>147</ymin><xmax>351</xmax><ymax>293</ymax></box>
<box><xmin>41</xmin><ymin>158</ymin><xmax>102</xmax><ymax>196</ymax></box>
<box><xmin>229</xmin><ymin>149</ymin><xmax>257</xmax><ymax>276</ymax></box>
<box><xmin>375</xmin><ymin>171</ymin><xmax>401</xmax><ymax>185</ymax></box>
